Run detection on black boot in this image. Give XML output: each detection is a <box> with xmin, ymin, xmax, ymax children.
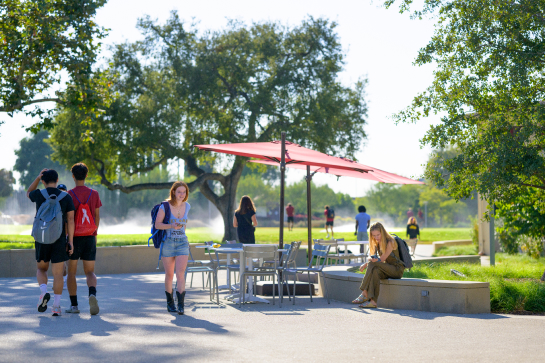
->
<box><xmin>176</xmin><ymin>291</ymin><xmax>186</xmax><ymax>315</ymax></box>
<box><xmin>165</xmin><ymin>291</ymin><xmax>176</xmax><ymax>312</ymax></box>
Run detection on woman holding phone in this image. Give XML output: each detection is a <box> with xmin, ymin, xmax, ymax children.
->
<box><xmin>154</xmin><ymin>181</ymin><xmax>191</xmax><ymax>314</ymax></box>
<box><xmin>352</xmin><ymin>222</ymin><xmax>405</xmax><ymax>308</ymax></box>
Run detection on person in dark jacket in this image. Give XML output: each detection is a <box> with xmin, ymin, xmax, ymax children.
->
<box><xmin>233</xmin><ymin>195</ymin><xmax>258</xmax><ymax>244</ymax></box>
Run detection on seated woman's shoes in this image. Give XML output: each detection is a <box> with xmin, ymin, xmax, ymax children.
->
<box><xmin>165</xmin><ymin>291</ymin><xmax>177</xmax><ymax>313</ymax></box>
<box><xmin>176</xmin><ymin>291</ymin><xmax>186</xmax><ymax>315</ymax></box>
<box><xmin>352</xmin><ymin>294</ymin><xmax>369</xmax><ymax>304</ymax></box>
<box><xmin>359</xmin><ymin>301</ymin><xmax>377</xmax><ymax>309</ymax></box>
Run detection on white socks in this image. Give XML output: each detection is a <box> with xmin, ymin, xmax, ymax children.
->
<box><xmin>40</xmin><ymin>284</ymin><xmax>47</xmax><ymax>295</ymax></box>
<box><xmin>53</xmin><ymin>294</ymin><xmax>61</xmax><ymax>307</ymax></box>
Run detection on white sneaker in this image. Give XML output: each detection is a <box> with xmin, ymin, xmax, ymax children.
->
<box><xmin>326</xmin><ymin>234</ymin><xmax>330</xmax><ymax>239</ymax></box>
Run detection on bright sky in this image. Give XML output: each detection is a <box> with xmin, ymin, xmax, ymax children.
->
<box><xmin>0</xmin><ymin>0</ymin><xmax>437</xmax><ymax>196</ymax></box>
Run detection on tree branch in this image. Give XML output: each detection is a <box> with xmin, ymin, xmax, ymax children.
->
<box><xmin>0</xmin><ymin>98</ymin><xmax>62</xmax><ymax>112</ymax></box>
<box><xmin>93</xmin><ymin>157</ymin><xmax>225</xmax><ymax>194</ymax></box>
<box><xmin>519</xmin><ymin>182</ymin><xmax>545</xmax><ymax>190</ymax></box>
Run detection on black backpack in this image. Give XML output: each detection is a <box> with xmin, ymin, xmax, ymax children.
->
<box><xmin>327</xmin><ymin>208</ymin><xmax>335</xmax><ymax>219</ymax></box>
<box><xmin>391</xmin><ymin>234</ymin><xmax>414</xmax><ymax>269</ymax></box>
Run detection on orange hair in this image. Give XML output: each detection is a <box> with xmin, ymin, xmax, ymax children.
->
<box><xmin>167</xmin><ymin>181</ymin><xmax>189</xmax><ymax>205</ymax></box>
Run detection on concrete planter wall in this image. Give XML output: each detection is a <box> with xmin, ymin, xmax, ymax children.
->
<box><xmin>321</xmin><ymin>266</ymin><xmax>490</xmax><ymax>314</ymax></box>
<box><xmin>0</xmin><ymin>243</ymin><xmax>310</xmax><ymax>278</ymax></box>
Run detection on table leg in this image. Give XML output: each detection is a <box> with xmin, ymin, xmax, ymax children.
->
<box><xmin>233</xmin><ymin>253</ymin><xmax>269</xmax><ymax>304</ymax></box>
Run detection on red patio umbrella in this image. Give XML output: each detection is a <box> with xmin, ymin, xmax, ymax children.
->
<box><xmin>195</xmin><ymin>134</ymin><xmax>423</xmax><ymax>260</ymax></box>
<box><xmin>249</xmin><ymin>159</ymin><xmax>424</xmax><ymax>184</ymax></box>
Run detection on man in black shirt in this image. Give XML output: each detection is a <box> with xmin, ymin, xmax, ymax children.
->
<box><xmin>27</xmin><ymin>169</ymin><xmax>75</xmax><ymax>316</ymax></box>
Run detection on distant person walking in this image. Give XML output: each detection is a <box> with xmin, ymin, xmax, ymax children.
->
<box><xmin>66</xmin><ymin>163</ymin><xmax>102</xmax><ymax>315</ymax></box>
<box><xmin>406</xmin><ymin>216</ymin><xmax>420</xmax><ymax>256</ymax></box>
<box><xmin>355</xmin><ymin>205</ymin><xmax>371</xmax><ymax>253</ymax></box>
<box><xmin>407</xmin><ymin>208</ymin><xmax>414</xmax><ymax>219</ymax></box>
<box><xmin>154</xmin><ymin>181</ymin><xmax>191</xmax><ymax>314</ymax></box>
<box><xmin>28</xmin><ymin>169</ymin><xmax>75</xmax><ymax>316</ymax></box>
<box><xmin>234</xmin><ymin>196</ymin><xmax>257</xmax><ymax>244</ymax></box>
<box><xmin>352</xmin><ymin>222</ymin><xmax>404</xmax><ymax>308</ymax></box>
<box><xmin>286</xmin><ymin>203</ymin><xmax>295</xmax><ymax>231</ymax></box>
<box><xmin>324</xmin><ymin>205</ymin><xmax>335</xmax><ymax>239</ymax></box>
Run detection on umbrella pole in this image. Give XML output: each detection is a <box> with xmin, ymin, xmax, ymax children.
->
<box><xmin>279</xmin><ymin>132</ymin><xmax>286</xmax><ymax>250</ymax></box>
<box><xmin>306</xmin><ymin>165</ymin><xmax>312</xmax><ymax>264</ymax></box>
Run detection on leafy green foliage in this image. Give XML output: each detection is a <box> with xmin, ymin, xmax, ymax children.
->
<box><xmin>49</xmin><ymin>13</ymin><xmax>368</xmax><ymax>239</ymax></box>
<box><xmin>0</xmin><ymin>0</ymin><xmax>109</xmax><ymax>128</ymax></box>
<box><xmin>0</xmin><ymin>169</ymin><xmax>15</xmax><ymax>198</ymax></box>
<box><xmin>356</xmin><ymin>182</ymin><xmax>474</xmax><ymax>227</ymax></box>
<box><xmin>13</xmin><ymin>130</ymin><xmax>69</xmax><ymax>187</ymax></box>
<box><xmin>383</xmin><ymin>0</ymin><xmax>545</xmax><ymax>215</ymax></box>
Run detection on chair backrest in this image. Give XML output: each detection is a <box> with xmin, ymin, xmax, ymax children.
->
<box><xmin>242</xmin><ymin>244</ymin><xmax>278</xmax><ymax>261</ymax></box>
<box><xmin>309</xmin><ymin>243</ymin><xmax>331</xmax><ymax>270</ymax></box>
<box><xmin>285</xmin><ymin>241</ymin><xmax>301</xmax><ymax>266</ymax></box>
<box><xmin>335</xmin><ymin>238</ymin><xmax>345</xmax><ymax>242</ymax></box>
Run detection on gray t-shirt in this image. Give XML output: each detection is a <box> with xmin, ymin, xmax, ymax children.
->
<box><xmin>160</xmin><ymin>202</ymin><xmax>191</xmax><ymax>241</ymax></box>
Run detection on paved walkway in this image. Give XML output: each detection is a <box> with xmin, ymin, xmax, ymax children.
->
<box><xmin>1</xmin><ymin>272</ymin><xmax>544</xmax><ymax>362</ymax></box>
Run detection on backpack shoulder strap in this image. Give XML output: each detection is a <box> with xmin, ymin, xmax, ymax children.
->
<box><xmin>162</xmin><ymin>201</ymin><xmax>171</xmax><ymax>222</ymax></box>
<box><xmin>69</xmin><ymin>189</ymin><xmax>82</xmax><ymax>204</ymax></box>
<box><xmin>85</xmin><ymin>189</ymin><xmax>93</xmax><ymax>204</ymax></box>
<box><xmin>56</xmin><ymin>191</ymin><xmax>68</xmax><ymax>202</ymax></box>
<box><xmin>40</xmin><ymin>189</ymin><xmax>50</xmax><ymax>200</ymax></box>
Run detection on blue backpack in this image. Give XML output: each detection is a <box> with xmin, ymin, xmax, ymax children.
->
<box><xmin>148</xmin><ymin>201</ymin><xmax>171</xmax><ymax>248</ymax></box>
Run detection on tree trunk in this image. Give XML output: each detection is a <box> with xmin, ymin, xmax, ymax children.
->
<box><xmin>185</xmin><ymin>155</ymin><xmax>245</xmax><ymax>242</ymax></box>
<box><xmin>541</xmin><ymin>269</ymin><xmax>545</xmax><ymax>282</ymax></box>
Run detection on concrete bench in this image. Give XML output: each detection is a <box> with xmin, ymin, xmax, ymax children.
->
<box><xmin>320</xmin><ymin>266</ymin><xmax>490</xmax><ymax>314</ymax></box>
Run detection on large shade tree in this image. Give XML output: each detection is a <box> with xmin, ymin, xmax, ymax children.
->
<box><xmin>383</xmin><ymin>0</ymin><xmax>545</xmax><ymax>218</ymax></box>
<box><xmin>50</xmin><ymin>13</ymin><xmax>368</xmax><ymax>240</ymax></box>
<box><xmin>0</xmin><ymin>0</ymin><xmax>109</xmax><ymax>129</ymax></box>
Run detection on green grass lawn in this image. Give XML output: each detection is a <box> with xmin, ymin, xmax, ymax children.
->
<box><xmin>355</xmin><ymin>253</ymin><xmax>545</xmax><ymax>313</ymax></box>
<box><xmin>0</xmin><ymin>226</ymin><xmax>471</xmax><ymax>250</ymax></box>
<box><xmin>432</xmin><ymin>244</ymin><xmax>478</xmax><ymax>257</ymax></box>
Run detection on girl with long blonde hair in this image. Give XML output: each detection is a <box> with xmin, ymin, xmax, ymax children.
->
<box><xmin>352</xmin><ymin>222</ymin><xmax>405</xmax><ymax>308</ymax></box>
<box><xmin>154</xmin><ymin>181</ymin><xmax>191</xmax><ymax>314</ymax></box>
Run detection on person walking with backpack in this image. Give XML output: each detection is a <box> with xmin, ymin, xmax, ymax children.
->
<box><xmin>324</xmin><ymin>205</ymin><xmax>335</xmax><ymax>239</ymax></box>
<box><xmin>66</xmin><ymin>163</ymin><xmax>102</xmax><ymax>315</ymax></box>
<box><xmin>28</xmin><ymin>169</ymin><xmax>75</xmax><ymax>316</ymax></box>
<box><xmin>352</xmin><ymin>222</ymin><xmax>405</xmax><ymax>308</ymax></box>
<box><xmin>154</xmin><ymin>181</ymin><xmax>191</xmax><ymax>315</ymax></box>
<box><xmin>233</xmin><ymin>196</ymin><xmax>258</xmax><ymax>244</ymax></box>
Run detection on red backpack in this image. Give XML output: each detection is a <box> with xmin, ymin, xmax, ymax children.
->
<box><xmin>69</xmin><ymin>189</ymin><xmax>97</xmax><ymax>236</ymax></box>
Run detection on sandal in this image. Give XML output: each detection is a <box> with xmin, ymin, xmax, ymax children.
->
<box><xmin>351</xmin><ymin>294</ymin><xmax>369</xmax><ymax>304</ymax></box>
<box><xmin>359</xmin><ymin>301</ymin><xmax>377</xmax><ymax>309</ymax></box>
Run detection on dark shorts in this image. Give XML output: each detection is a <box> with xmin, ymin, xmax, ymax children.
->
<box><xmin>326</xmin><ymin>221</ymin><xmax>334</xmax><ymax>226</ymax></box>
<box><xmin>35</xmin><ymin>238</ymin><xmax>69</xmax><ymax>264</ymax></box>
<box><xmin>70</xmin><ymin>235</ymin><xmax>97</xmax><ymax>261</ymax></box>
<box><xmin>287</xmin><ymin>216</ymin><xmax>294</xmax><ymax>223</ymax></box>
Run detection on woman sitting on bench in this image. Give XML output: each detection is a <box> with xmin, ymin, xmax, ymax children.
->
<box><xmin>352</xmin><ymin>222</ymin><xmax>404</xmax><ymax>308</ymax></box>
